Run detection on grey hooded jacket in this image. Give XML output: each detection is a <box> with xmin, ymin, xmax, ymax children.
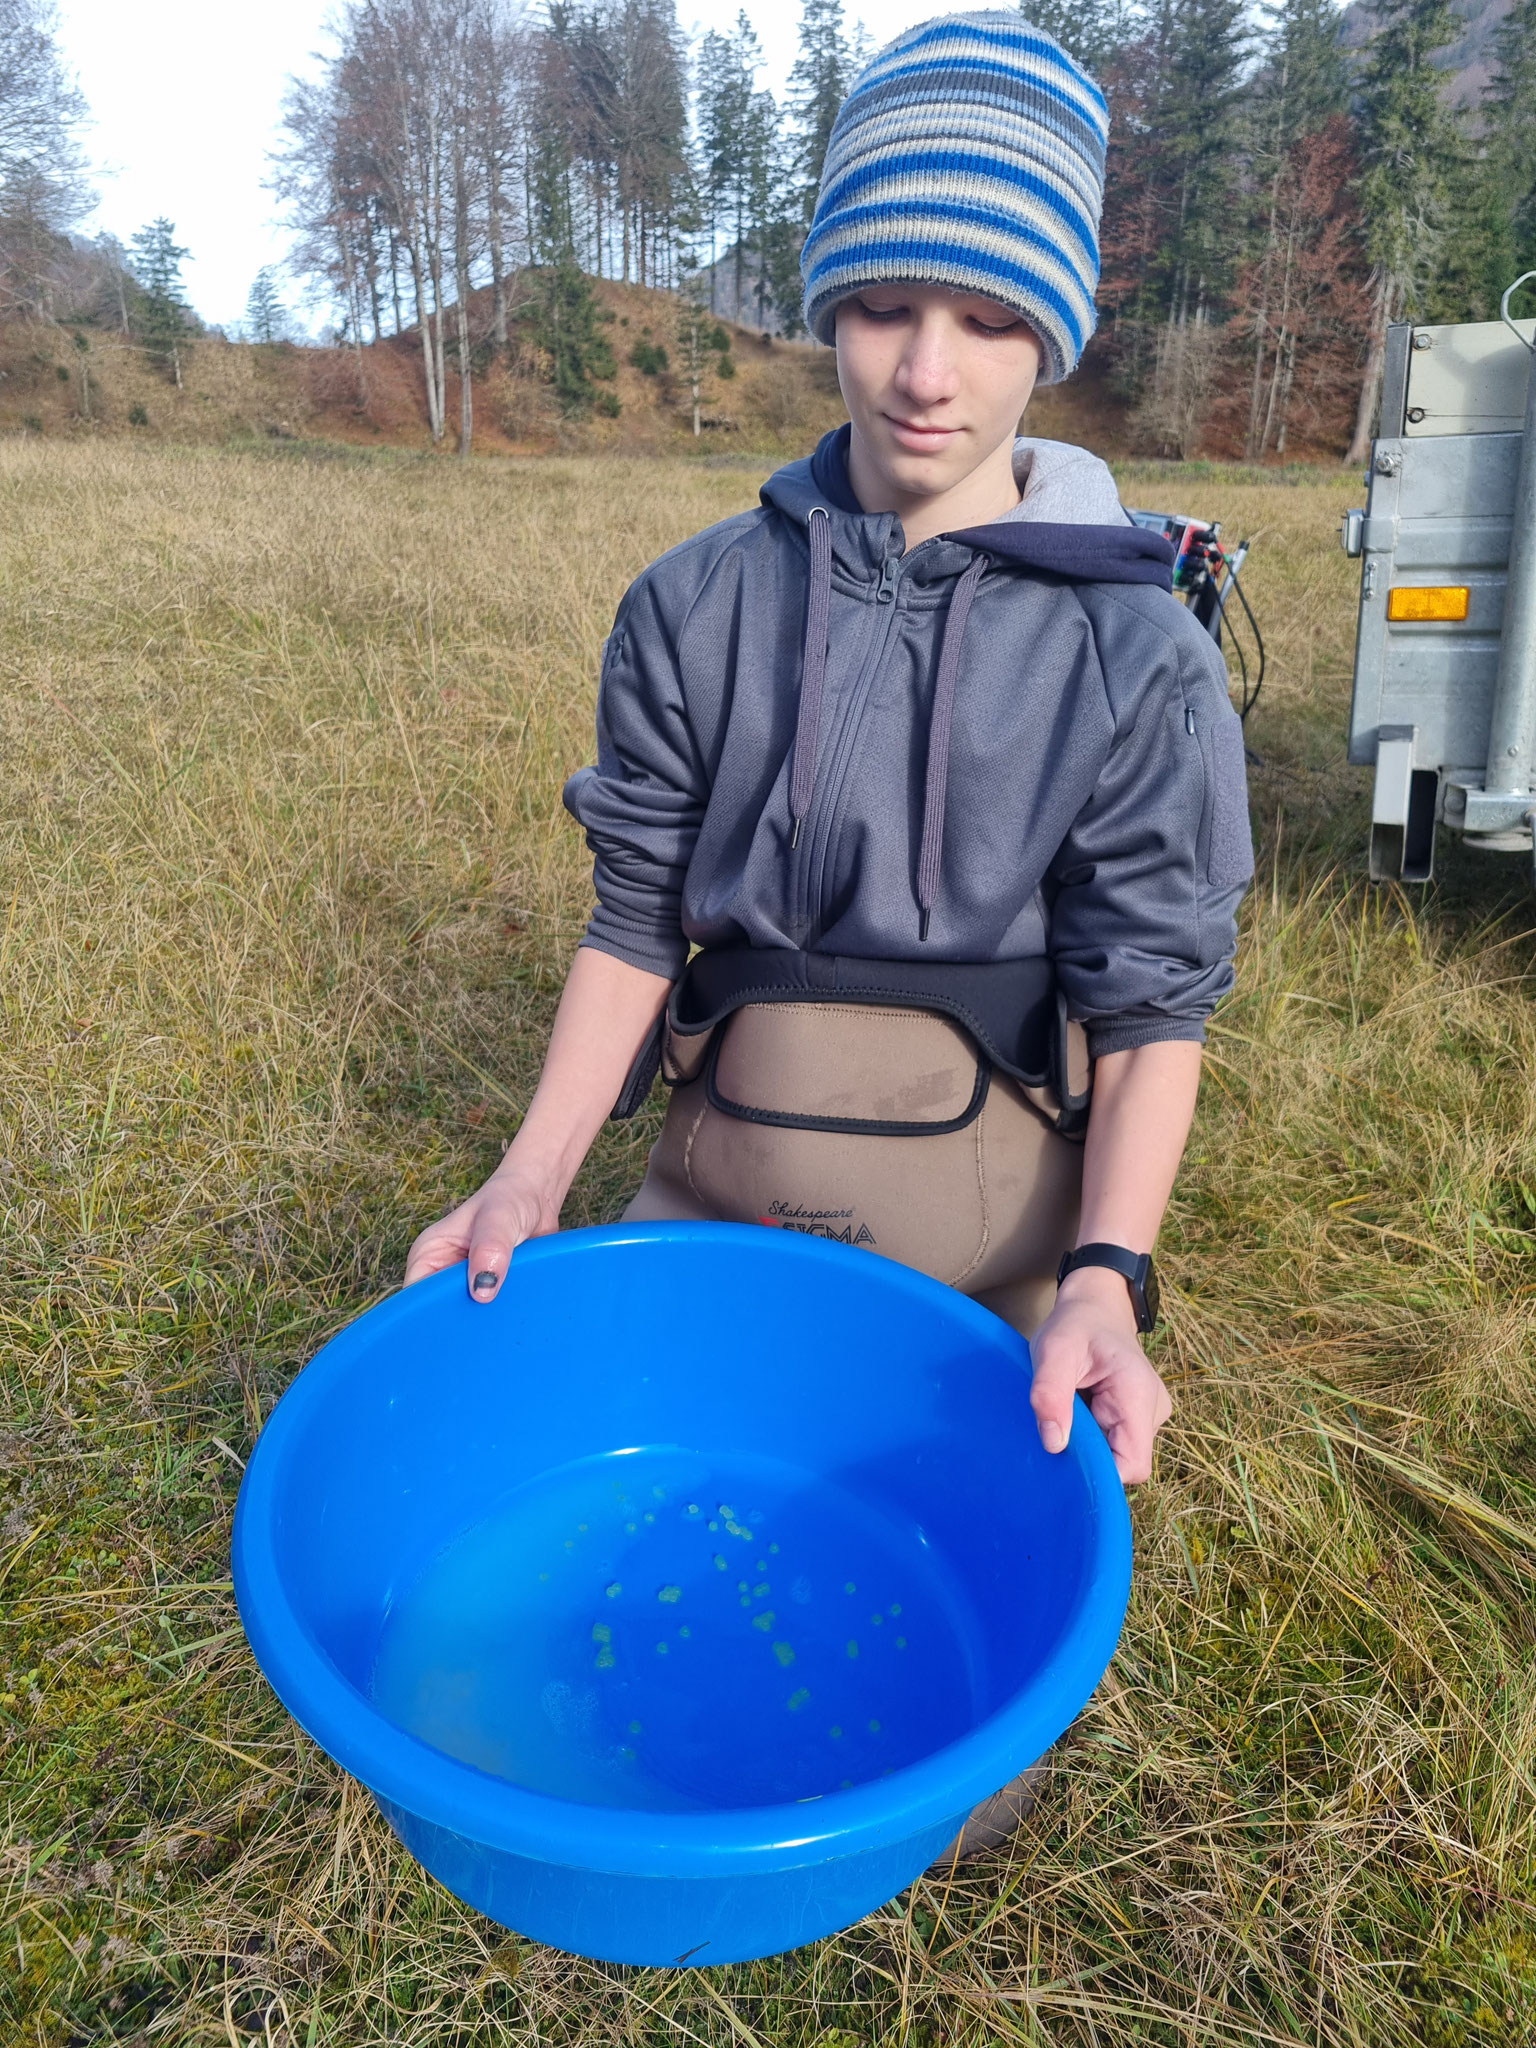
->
<box><xmin>563</xmin><ymin>427</ymin><xmax>1253</xmax><ymax>1059</ymax></box>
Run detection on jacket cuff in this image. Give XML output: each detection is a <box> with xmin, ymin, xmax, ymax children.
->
<box><xmin>578</xmin><ymin>922</ymin><xmax>689</xmax><ymax>982</ymax></box>
<box><xmin>1086</xmin><ymin>1016</ymin><xmax>1208</xmax><ymax>1060</ymax></box>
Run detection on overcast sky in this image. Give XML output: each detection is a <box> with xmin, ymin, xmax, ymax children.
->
<box><xmin>53</xmin><ymin>0</ymin><xmax>951</xmax><ymax>333</ymax></box>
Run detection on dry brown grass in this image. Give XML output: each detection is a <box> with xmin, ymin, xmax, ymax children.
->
<box><xmin>2</xmin><ymin>438</ymin><xmax>1536</xmax><ymax>2046</ymax></box>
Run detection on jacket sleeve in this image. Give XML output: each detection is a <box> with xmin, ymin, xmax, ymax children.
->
<box><xmin>1047</xmin><ymin>593</ymin><xmax>1254</xmax><ymax>1061</ymax></box>
<box><xmin>562</xmin><ymin>570</ymin><xmax>708</xmax><ymax>981</ymax></box>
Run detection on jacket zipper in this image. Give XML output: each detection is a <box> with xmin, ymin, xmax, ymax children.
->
<box><xmin>797</xmin><ymin>544</ymin><xmax>908</xmax><ymax>940</ymax></box>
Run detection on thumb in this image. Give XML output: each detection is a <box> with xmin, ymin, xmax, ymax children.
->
<box><xmin>1029</xmin><ymin>1333</ymin><xmax>1083</xmax><ymax>1456</ymax></box>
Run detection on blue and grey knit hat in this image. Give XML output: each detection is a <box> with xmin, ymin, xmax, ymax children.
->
<box><xmin>799</xmin><ymin>11</ymin><xmax>1108</xmax><ymax>384</ymax></box>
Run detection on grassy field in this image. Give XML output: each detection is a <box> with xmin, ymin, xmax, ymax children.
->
<box><xmin>2</xmin><ymin>437</ymin><xmax>1535</xmax><ymax>2048</ymax></box>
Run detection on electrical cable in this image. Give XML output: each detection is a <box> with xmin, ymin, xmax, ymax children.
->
<box><xmin>1208</xmin><ymin>542</ymin><xmax>1266</xmax><ymax>723</ymax></box>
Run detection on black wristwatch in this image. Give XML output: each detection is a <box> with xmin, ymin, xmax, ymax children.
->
<box><xmin>1056</xmin><ymin>1243</ymin><xmax>1160</xmax><ymax>1333</ymax></box>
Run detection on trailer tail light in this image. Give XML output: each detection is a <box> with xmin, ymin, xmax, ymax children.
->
<box><xmin>1387</xmin><ymin>585</ymin><xmax>1470</xmax><ymax>622</ymax></box>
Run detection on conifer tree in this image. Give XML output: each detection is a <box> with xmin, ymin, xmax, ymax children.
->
<box><xmin>1344</xmin><ymin>0</ymin><xmax>1462</xmax><ymax>461</ymax></box>
<box><xmin>129</xmin><ymin>217</ymin><xmax>193</xmax><ymax>388</ymax></box>
<box><xmin>245</xmin><ymin>265</ymin><xmax>286</xmax><ymax>343</ymax></box>
<box><xmin>788</xmin><ymin>0</ymin><xmax>853</xmax><ymax>223</ymax></box>
<box><xmin>1483</xmin><ymin>0</ymin><xmax>1536</xmax><ymax>293</ymax></box>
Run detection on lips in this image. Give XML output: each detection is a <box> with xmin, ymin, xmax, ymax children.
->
<box><xmin>883</xmin><ymin>414</ymin><xmax>962</xmax><ymax>452</ymax></box>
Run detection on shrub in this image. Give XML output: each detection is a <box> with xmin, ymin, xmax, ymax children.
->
<box><xmin>628</xmin><ymin>340</ymin><xmax>668</xmax><ymax>376</ymax></box>
<box><xmin>717</xmin><ymin>355</ymin><xmax>736</xmax><ymax>380</ymax></box>
<box><xmin>588</xmin><ymin>336</ymin><xmax>618</xmax><ymax>381</ymax></box>
<box><xmin>56</xmin><ymin>365</ymin><xmax>70</xmax><ymax>383</ymax></box>
<box><xmin>128</xmin><ymin>404</ymin><xmax>150</xmax><ymax>427</ymax></box>
<box><xmin>20</xmin><ymin>413</ymin><xmax>43</xmax><ymax>433</ymax></box>
<box><xmin>595</xmin><ymin>390</ymin><xmax>622</xmax><ymax>418</ymax></box>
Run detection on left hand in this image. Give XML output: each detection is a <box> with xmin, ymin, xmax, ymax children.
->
<box><xmin>1029</xmin><ymin>1267</ymin><xmax>1172</xmax><ymax>1486</ymax></box>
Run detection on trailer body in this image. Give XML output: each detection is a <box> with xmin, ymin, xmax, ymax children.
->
<box><xmin>1344</xmin><ymin>311</ymin><xmax>1536</xmax><ymax>882</ymax></box>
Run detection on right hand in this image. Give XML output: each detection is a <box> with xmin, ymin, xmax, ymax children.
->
<box><xmin>403</xmin><ymin>1163</ymin><xmax>561</xmax><ymax>1302</ymax></box>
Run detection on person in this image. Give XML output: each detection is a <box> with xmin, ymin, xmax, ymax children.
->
<box><xmin>405</xmin><ymin>10</ymin><xmax>1253</xmax><ymax>1857</ymax></box>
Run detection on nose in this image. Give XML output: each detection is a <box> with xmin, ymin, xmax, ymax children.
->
<box><xmin>892</xmin><ymin>310</ymin><xmax>961</xmax><ymax>413</ymax></box>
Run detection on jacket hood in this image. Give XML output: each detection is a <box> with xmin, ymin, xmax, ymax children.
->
<box><xmin>760</xmin><ymin>425</ymin><xmax>1175</xmax><ymax>592</ymax></box>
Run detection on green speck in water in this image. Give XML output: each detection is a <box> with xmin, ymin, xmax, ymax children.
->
<box><xmin>564</xmin><ymin>1539</ymin><xmax>574</xmax><ymax>1550</ymax></box>
<box><xmin>752</xmin><ymin>1612</ymin><xmax>776</xmax><ymax>1631</ymax></box>
<box><xmin>713</xmin><ymin>1554</ymin><xmax>728</xmax><ymax>1571</ymax></box>
<box><xmin>629</xmin><ymin>1720</ymin><xmax>643</xmax><ymax>1734</ymax></box>
<box><xmin>708</xmin><ymin>1520</ymin><xmax>720</xmax><ymax>1532</ymax></box>
<box><xmin>594</xmin><ymin>1647</ymin><xmax>616</xmax><ymax>1670</ymax></box>
<box><xmin>619</xmin><ymin>1745</ymin><xmax>635</xmax><ymax>1760</ymax></box>
<box><xmin>591</xmin><ymin>1623</ymin><xmax>612</xmax><ymax>1644</ymax></box>
<box><xmin>625</xmin><ymin>1521</ymin><xmax>637</xmax><ymax>1533</ymax></box>
<box><xmin>657</xmin><ymin>1584</ymin><xmax>682</xmax><ymax>1604</ymax></box>
<box><xmin>538</xmin><ymin>1572</ymin><xmax>550</xmax><ymax>1582</ymax></box>
<box><xmin>754</xmin><ymin>1583</ymin><xmax>771</xmax><ymax>1597</ymax></box>
<box><xmin>769</xmin><ymin>1543</ymin><xmax>780</xmax><ymax>1555</ymax></box>
<box><xmin>740</xmin><ymin>1596</ymin><xmax>752</xmax><ymax>1608</ymax></box>
<box><xmin>678</xmin><ymin>1625</ymin><xmax>691</xmax><ymax>1639</ymax></box>
<box><xmin>718</xmin><ymin>1503</ymin><xmax>737</xmax><ymax>1519</ymax></box>
<box><xmin>773</xmin><ymin>1641</ymin><xmax>795</xmax><ymax>1667</ymax></box>
<box><xmin>787</xmin><ymin>1688</ymin><xmax>811</xmax><ymax>1711</ymax></box>
<box><xmin>889</xmin><ymin>1603</ymin><xmax>902</xmax><ymax>1617</ymax></box>
<box><xmin>844</xmin><ymin>1582</ymin><xmax>856</xmax><ymax>1595</ymax></box>
<box><xmin>686</xmin><ymin>1503</ymin><xmax>700</xmax><ymax>1517</ymax></box>
<box><xmin>840</xmin><ymin>1778</ymin><xmax>853</xmax><ymax>1790</ymax></box>
<box><xmin>868</xmin><ymin>1719</ymin><xmax>881</xmax><ymax>1734</ymax></box>
<box><xmin>655</xmin><ymin>1641</ymin><xmax>669</xmax><ymax>1655</ymax></box>
<box><xmin>605</xmin><ymin>1582</ymin><xmax>622</xmax><ymax>1599</ymax></box>
<box><xmin>756</xmin><ymin>1558</ymin><xmax>768</xmax><ymax>1571</ymax></box>
<box><xmin>643</xmin><ymin>1511</ymin><xmax>656</xmax><ymax>1524</ymax></box>
<box><xmin>737</xmin><ymin>1581</ymin><xmax>749</xmax><ymax>1593</ymax></box>
<box><xmin>896</xmin><ymin>1636</ymin><xmax>907</xmax><ymax>1649</ymax></box>
<box><xmin>830</xmin><ymin>1725</ymin><xmax>843</xmax><ymax>1740</ymax></box>
<box><xmin>578</xmin><ymin>1523</ymin><xmax>588</xmax><ymax>1533</ymax></box>
<box><xmin>846</xmin><ymin>1640</ymin><xmax>859</xmax><ymax>1658</ymax></box>
<box><xmin>871</xmin><ymin>1613</ymin><xmax>884</xmax><ymax>1627</ymax></box>
<box><xmin>652</xmin><ymin>1485</ymin><xmax>667</xmax><ymax>1501</ymax></box>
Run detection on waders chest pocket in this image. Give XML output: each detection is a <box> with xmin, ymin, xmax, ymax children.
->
<box><xmin>704</xmin><ymin>1003</ymin><xmax>992</xmax><ymax>1136</ymax></box>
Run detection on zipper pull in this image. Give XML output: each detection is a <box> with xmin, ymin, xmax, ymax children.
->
<box><xmin>877</xmin><ymin>555</ymin><xmax>900</xmax><ymax>603</ymax></box>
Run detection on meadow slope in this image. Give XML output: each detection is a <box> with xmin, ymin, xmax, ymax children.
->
<box><xmin>2</xmin><ymin>440</ymin><xmax>1536</xmax><ymax>2046</ymax></box>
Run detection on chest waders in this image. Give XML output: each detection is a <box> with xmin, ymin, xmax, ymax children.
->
<box><xmin>614</xmin><ymin>947</ymin><xmax>1090</xmax><ymax>1339</ymax></box>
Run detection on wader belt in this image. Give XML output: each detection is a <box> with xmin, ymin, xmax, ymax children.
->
<box><xmin>611</xmin><ymin>946</ymin><xmax>1092</xmax><ymax>1139</ymax></box>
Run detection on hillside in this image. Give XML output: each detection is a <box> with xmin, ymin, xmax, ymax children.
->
<box><xmin>0</xmin><ymin>275</ymin><xmax>1130</xmax><ymax>460</ymax></box>
<box><xmin>1342</xmin><ymin>0</ymin><xmax>1513</xmax><ymax>105</ymax></box>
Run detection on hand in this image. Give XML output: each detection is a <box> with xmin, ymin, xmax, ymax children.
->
<box><xmin>1029</xmin><ymin>1267</ymin><xmax>1172</xmax><ymax>1486</ymax></box>
<box><xmin>403</xmin><ymin>1161</ymin><xmax>561</xmax><ymax>1302</ymax></box>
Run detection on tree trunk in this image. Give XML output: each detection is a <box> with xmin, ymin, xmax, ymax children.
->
<box><xmin>458</xmin><ymin>292</ymin><xmax>473</xmax><ymax>458</ymax></box>
<box><xmin>1345</xmin><ymin>271</ymin><xmax>1392</xmax><ymax>467</ymax></box>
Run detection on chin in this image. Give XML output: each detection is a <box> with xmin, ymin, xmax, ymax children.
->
<box><xmin>876</xmin><ymin>440</ymin><xmax>968</xmax><ymax>495</ymax></box>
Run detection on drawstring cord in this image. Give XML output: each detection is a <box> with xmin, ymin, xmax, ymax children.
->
<box><xmin>789</xmin><ymin>506</ymin><xmax>832</xmax><ymax>849</ymax></box>
<box><xmin>789</xmin><ymin>506</ymin><xmax>988</xmax><ymax>941</ymax></box>
<box><xmin>917</xmin><ymin>553</ymin><xmax>987</xmax><ymax>940</ymax></box>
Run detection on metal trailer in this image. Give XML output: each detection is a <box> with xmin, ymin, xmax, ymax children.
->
<box><xmin>1344</xmin><ymin>277</ymin><xmax>1536</xmax><ymax>886</ymax></box>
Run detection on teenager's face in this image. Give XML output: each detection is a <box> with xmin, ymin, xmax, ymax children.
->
<box><xmin>833</xmin><ymin>283</ymin><xmax>1043</xmax><ymax>501</ymax></box>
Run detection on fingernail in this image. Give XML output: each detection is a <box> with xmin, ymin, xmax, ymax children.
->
<box><xmin>472</xmin><ymin>1269</ymin><xmax>499</xmax><ymax>1296</ymax></box>
<box><xmin>1040</xmin><ymin>1420</ymin><xmax>1067</xmax><ymax>1454</ymax></box>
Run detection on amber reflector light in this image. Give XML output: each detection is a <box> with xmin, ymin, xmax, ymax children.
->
<box><xmin>1387</xmin><ymin>585</ymin><xmax>1470</xmax><ymax>622</ymax></box>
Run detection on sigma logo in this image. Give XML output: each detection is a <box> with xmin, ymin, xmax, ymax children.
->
<box><xmin>757</xmin><ymin>1202</ymin><xmax>877</xmax><ymax>1247</ymax></box>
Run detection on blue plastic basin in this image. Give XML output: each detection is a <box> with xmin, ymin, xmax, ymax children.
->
<box><xmin>233</xmin><ymin>1222</ymin><xmax>1131</xmax><ymax>1966</ymax></box>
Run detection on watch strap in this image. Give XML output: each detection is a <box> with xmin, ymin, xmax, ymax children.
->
<box><xmin>1056</xmin><ymin>1242</ymin><xmax>1159</xmax><ymax>1333</ymax></box>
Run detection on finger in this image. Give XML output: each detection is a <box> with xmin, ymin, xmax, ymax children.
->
<box><xmin>1093</xmin><ymin>1377</ymin><xmax>1167</xmax><ymax>1486</ymax></box>
<box><xmin>404</xmin><ymin>1225</ymin><xmax>468</xmax><ymax>1288</ymax></box>
<box><xmin>465</xmin><ymin>1211</ymin><xmax>528</xmax><ymax>1304</ymax></box>
<box><xmin>1027</xmin><ymin>1336</ymin><xmax>1082</xmax><ymax>1456</ymax></box>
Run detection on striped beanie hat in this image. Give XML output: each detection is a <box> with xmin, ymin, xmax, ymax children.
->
<box><xmin>799</xmin><ymin>11</ymin><xmax>1108</xmax><ymax>384</ymax></box>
